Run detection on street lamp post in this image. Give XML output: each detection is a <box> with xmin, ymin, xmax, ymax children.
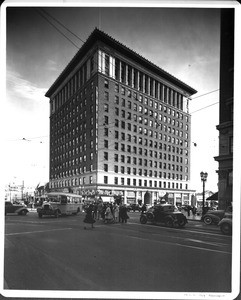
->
<box><xmin>200</xmin><ymin>171</ymin><xmax>208</xmax><ymax>216</ymax></box>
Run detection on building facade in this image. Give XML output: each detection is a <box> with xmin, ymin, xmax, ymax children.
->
<box><xmin>45</xmin><ymin>28</ymin><xmax>197</xmax><ymax>206</ymax></box>
<box><xmin>214</xmin><ymin>9</ymin><xmax>234</xmax><ymax>209</ymax></box>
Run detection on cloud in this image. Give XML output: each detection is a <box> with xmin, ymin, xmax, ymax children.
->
<box><xmin>6</xmin><ymin>68</ymin><xmax>48</xmax><ymax>111</ymax></box>
<box><xmin>46</xmin><ymin>59</ymin><xmax>58</xmax><ymax>72</ymax></box>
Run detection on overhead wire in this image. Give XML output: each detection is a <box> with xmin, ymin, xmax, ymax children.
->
<box><xmin>190</xmin><ymin>89</ymin><xmax>219</xmax><ymax>100</ymax></box>
<box><xmin>36</xmin><ymin>9</ymin><xmax>80</xmax><ymax>49</ymax></box>
<box><xmin>39</xmin><ymin>8</ymin><xmax>86</xmax><ymax>45</ymax></box>
<box><xmin>190</xmin><ymin>102</ymin><xmax>219</xmax><ymax>114</ymax></box>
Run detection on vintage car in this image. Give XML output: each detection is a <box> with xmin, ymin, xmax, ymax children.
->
<box><xmin>37</xmin><ymin>202</ymin><xmax>61</xmax><ymax>218</ymax></box>
<box><xmin>5</xmin><ymin>201</ymin><xmax>29</xmax><ymax>216</ymax></box>
<box><xmin>218</xmin><ymin>212</ymin><xmax>232</xmax><ymax>235</ymax></box>
<box><xmin>202</xmin><ymin>206</ymin><xmax>232</xmax><ymax>225</ymax></box>
<box><xmin>127</xmin><ymin>204</ymin><xmax>141</xmax><ymax>212</ymax></box>
<box><xmin>140</xmin><ymin>204</ymin><xmax>187</xmax><ymax>228</ymax></box>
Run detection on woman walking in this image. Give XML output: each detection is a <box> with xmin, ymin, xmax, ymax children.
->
<box><xmin>83</xmin><ymin>204</ymin><xmax>96</xmax><ymax>229</ymax></box>
<box><xmin>104</xmin><ymin>204</ymin><xmax>113</xmax><ymax>224</ymax></box>
<box><xmin>113</xmin><ymin>204</ymin><xmax>119</xmax><ymax>223</ymax></box>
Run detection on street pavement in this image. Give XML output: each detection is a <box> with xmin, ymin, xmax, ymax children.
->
<box><xmin>3</xmin><ymin>210</ymin><xmax>233</xmax><ymax>297</ymax></box>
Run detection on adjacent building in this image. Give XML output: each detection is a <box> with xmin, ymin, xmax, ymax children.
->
<box><xmin>45</xmin><ymin>28</ymin><xmax>197</xmax><ymax>206</ymax></box>
<box><xmin>214</xmin><ymin>9</ymin><xmax>234</xmax><ymax>209</ymax></box>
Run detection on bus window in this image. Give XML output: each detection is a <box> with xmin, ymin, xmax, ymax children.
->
<box><xmin>60</xmin><ymin>196</ymin><xmax>67</xmax><ymax>204</ymax></box>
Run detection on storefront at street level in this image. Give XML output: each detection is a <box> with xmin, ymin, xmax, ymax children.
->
<box><xmin>54</xmin><ymin>185</ymin><xmax>194</xmax><ymax>207</ymax></box>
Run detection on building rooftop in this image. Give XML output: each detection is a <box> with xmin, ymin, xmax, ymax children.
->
<box><xmin>45</xmin><ymin>28</ymin><xmax>197</xmax><ymax>98</ymax></box>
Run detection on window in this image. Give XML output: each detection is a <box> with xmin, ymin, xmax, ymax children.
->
<box><xmin>104</xmin><ymin>140</ymin><xmax>108</xmax><ymax>148</ymax></box>
<box><xmin>104</xmin><ymin>128</ymin><xmax>108</xmax><ymax>136</ymax></box>
<box><xmin>104</xmin><ymin>104</ymin><xmax>109</xmax><ymax>112</ymax></box>
<box><xmin>104</xmin><ymin>116</ymin><xmax>109</xmax><ymax>125</ymax></box>
<box><xmin>104</xmin><ymin>164</ymin><xmax>108</xmax><ymax>172</ymax></box>
<box><xmin>115</xmin><ymin>107</ymin><xmax>119</xmax><ymax>116</ymax></box>
<box><xmin>104</xmin><ymin>176</ymin><xmax>108</xmax><ymax>184</ymax></box>
<box><xmin>104</xmin><ymin>152</ymin><xmax>108</xmax><ymax>160</ymax></box>
<box><xmin>104</xmin><ymin>91</ymin><xmax>109</xmax><ymax>101</ymax></box>
<box><xmin>104</xmin><ymin>79</ymin><xmax>109</xmax><ymax>88</ymax></box>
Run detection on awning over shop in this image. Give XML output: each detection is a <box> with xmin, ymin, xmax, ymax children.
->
<box><xmin>206</xmin><ymin>192</ymin><xmax>218</xmax><ymax>200</ymax></box>
<box><xmin>100</xmin><ymin>196</ymin><xmax>114</xmax><ymax>202</ymax></box>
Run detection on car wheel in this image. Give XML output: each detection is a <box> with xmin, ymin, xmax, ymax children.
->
<box><xmin>38</xmin><ymin>213</ymin><xmax>42</xmax><ymax>218</ymax></box>
<box><xmin>165</xmin><ymin>217</ymin><xmax>174</xmax><ymax>228</ymax></box>
<box><xmin>203</xmin><ymin>216</ymin><xmax>212</xmax><ymax>225</ymax></box>
<box><xmin>21</xmin><ymin>210</ymin><xmax>27</xmax><ymax>216</ymax></box>
<box><xmin>220</xmin><ymin>223</ymin><xmax>232</xmax><ymax>235</ymax></box>
<box><xmin>146</xmin><ymin>212</ymin><xmax>154</xmax><ymax>220</ymax></box>
<box><xmin>140</xmin><ymin>215</ymin><xmax>147</xmax><ymax>224</ymax></box>
<box><xmin>55</xmin><ymin>210</ymin><xmax>60</xmax><ymax>218</ymax></box>
<box><xmin>177</xmin><ymin>218</ymin><xmax>186</xmax><ymax>228</ymax></box>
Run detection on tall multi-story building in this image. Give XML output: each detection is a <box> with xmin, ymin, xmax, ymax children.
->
<box><xmin>214</xmin><ymin>9</ymin><xmax>234</xmax><ymax>209</ymax></box>
<box><xmin>45</xmin><ymin>28</ymin><xmax>197</xmax><ymax>206</ymax></box>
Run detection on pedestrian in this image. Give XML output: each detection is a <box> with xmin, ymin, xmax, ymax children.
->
<box><xmin>93</xmin><ymin>202</ymin><xmax>98</xmax><ymax>219</ymax></box>
<box><xmin>141</xmin><ymin>204</ymin><xmax>147</xmax><ymax>213</ymax></box>
<box><xmin>187</xmin><ymin>205</ymin><xmax>191</xmax><ymax>217</ymax></box>
<box><xmin>192</xmin><ymin>206</ymin><xmax>197</xmax><ymax>216</ymax></box>
<box><xmin>119</xmin><ymin>204</ymin><xmax>129</xmax><ymax>223</ymax></box>
<box><xmin>113</xmin><ymin>204</ymin><xmax>119</xmax><ymax>222</ymax></box>
<box><xmin>97</xmin><ymin>201</ymin><xmax>103</xmax><ymax>220</ymax></box>
<box><xmin>83</xmin><ymin>204</ymin><xmax>95</xmax><ymax>229</ymax></box>
<box><xmin>104</xmin><ymin>204</ymin><xmax>113</xmax><ymax>224</ymax></box>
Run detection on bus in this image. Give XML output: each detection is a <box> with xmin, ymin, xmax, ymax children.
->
<box><xmin>37</xmin><ymin>192</ymin><xmax>83</xmax><ymax>218</ymax></box>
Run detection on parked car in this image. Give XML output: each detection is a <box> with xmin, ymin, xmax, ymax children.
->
<box><xmin>140</xmin><ymin>204</ymin><xmax>187</xmax><ymax>228</ymax></box>
<box><xmin>5</xmin><ymin>201</ymin><xmax>29</xmax><ymax>216</ymax></box>
<box><xmin>202</xmin><ymin>206</ymin><xmax>232</xmax><ymax>225</ymax></box>
<box><xmin>218</xmin><ymin>212</ymin><xmax>232</xmax><ymax>235</ymax></box>
<box><xmin>127</xmin><ymin>204</ymin><xmax>141</xmax><ymax>212</ymax></box>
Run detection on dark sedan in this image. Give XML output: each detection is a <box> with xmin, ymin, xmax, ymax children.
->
<box><xmin>5</xmin><ymin>201</ymin><xmax>29</xmax><ymax>216</ymax></box>
<box><xmin>202</xmin><ymin>206</ymin><xmax>232</xmax><ymax>225</ymax></box>
<box><xmin>140</xmin><ymin>204</ymin><xmax>187</xmax><ymax>228</ymax></box>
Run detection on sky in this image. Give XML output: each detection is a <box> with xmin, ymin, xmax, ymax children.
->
<box><xmin>2</xmin><ymin>3</ymin><xmax>225</xmax><ymax>192</ymax></box>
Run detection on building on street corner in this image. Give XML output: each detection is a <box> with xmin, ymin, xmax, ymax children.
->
<box><xmin>45</xmin><ymin>28</ymin><xmax>197</xmax><ymax>206</ymax></box>
<box><xmin>214</xmin><ymin>9</ymin><xmax>234</xmax><ymax>209</ymax></box>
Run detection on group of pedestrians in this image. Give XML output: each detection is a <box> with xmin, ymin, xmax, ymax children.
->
<box><xmin>83</xmin><ymin>202</ymin><xmax>129</xmax><ymax>229</ymax></box>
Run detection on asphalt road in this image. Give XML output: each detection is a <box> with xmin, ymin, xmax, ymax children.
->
<box><xmin>4</xmin><ymin>210</ymin><xmax>232</xmax><ymax>295</ymax></box>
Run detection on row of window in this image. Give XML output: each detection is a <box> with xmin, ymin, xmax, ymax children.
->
<box><xmin>105</xmin><ymin>83</ymin><xmax>188</xmax><ymax>121</ymax></box>
<box><xmin>98</xmin><ymin>49</ymin><xmax>187</xmax><ymax>112</ymax></box>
